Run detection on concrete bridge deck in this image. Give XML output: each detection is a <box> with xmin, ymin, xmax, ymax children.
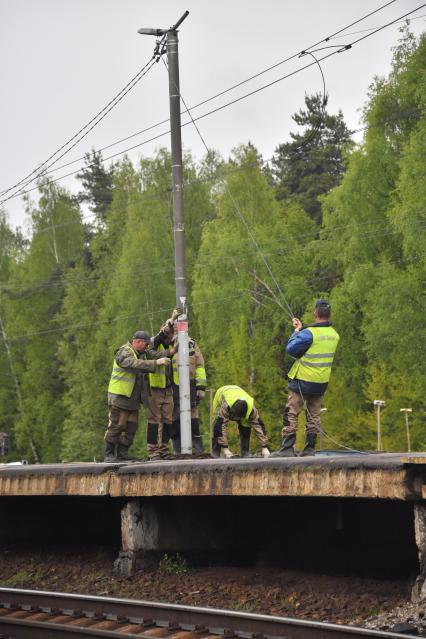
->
<box><xmin>1</xmin><ymin>452</ymin><xmax>426</xmax><ymax>500</ymax></box>
<box><xmin>2</xmin><ymin>452</ymin><xmax>426</xmax><ymax>594</ymax></box>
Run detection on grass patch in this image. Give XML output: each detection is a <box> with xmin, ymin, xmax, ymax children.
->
<box><xmin>158</xmin><ymin>553</ymin><xmax>188</xmax><ymax>576</ymax></box>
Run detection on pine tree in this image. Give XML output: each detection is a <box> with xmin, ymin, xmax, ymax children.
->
<box><xmin>77</xmin><ymin>150</ymin><xmax>115</xmax><ymax>224</ymax></box>
<box><xmin>271</xmin><ymin>93</ymin><xmax>352</xmax><ymax>222</ymax></box>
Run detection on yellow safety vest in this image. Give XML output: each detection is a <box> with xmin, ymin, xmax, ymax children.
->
<box><xmin>108</xmin><ymin>344</ymin><xmax>139</xmax><ymax>398</ymax></box>
<box><xmin>213</xmin><ymin>385</ymin><xmax>254</xmax><ymax>422</ymax></box>
<box><xmin>149</xmin><ymin>344</ymin><xmax>167</xmax><ymax>389</ymax></box>
<box><xmin>288</xmin><ymin>325</ymin><xmax>340</xmax><ymax>384</ymax></box>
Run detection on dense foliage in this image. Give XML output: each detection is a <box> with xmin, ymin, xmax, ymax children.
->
<box><xmin>0</xmin><ymin>31</ymin><xmax>424</xmax><ymax>461</ymax></box>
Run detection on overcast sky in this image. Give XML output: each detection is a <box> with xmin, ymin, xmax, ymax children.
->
<box><xmin>1</xmin><ymin>0</ymin><xmax>425</xmax><ymax>231</ymax></box>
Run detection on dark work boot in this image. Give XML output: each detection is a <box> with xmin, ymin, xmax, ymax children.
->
<box><xmin>116</xmin><ymin>444</ymin><xmax>138</xmax><ymax>461</ymax></box>
<box><xmin>239</xmin><ymin>425</ymin><xmax>251</xmax><ymax>457</ymax></box>
<box><xmin>211</xmin><ymin>438</ymin><xmax>221</xmax><ymax>458</ymax></box>
<box><xmin>104</xmin><ymin>441</ymin><xmax>117</xmax><ymax>462</ymax></box>
<box><xmin>192</xmin><ymin>436</ymin><xmax>204</xmax><ymax>453</ymax></box>
<box><xmin>191</xmin><ymin>418</ymin><xmax>204</xmax><ymax>454</ymax></box>
<box><xmin>271</xmin><ymin>433</ymin><xmax>297</xmax><ymax>457</ymax></box>
<box><xmin>172</xmin><ymin>436</ymin><xmax>181</xmax><ymax>454</ymax></box>
<box><xmin>300</xmin><ymin>433</ymin><xmax>317</xmax><ymax>457</ymax></box>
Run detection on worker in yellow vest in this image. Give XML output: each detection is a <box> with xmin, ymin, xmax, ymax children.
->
<box><xmin>106</xmin><ymin>330</ymin><xmax>170</xmax><ymax>462</ymax></box>
<box><xmin>272</xmin><ymin>299</ymin><xmax>340</xmax><ymax>457</ymax></box>
<box><xmin>146</xmin><ymin>310</ymin><xmax>179</xmax><ymax>460</ymax></box>
<box><xmin>212</xmin><ymin>385</ymin><xmax>270</xmax><ymax>458</ymax></box>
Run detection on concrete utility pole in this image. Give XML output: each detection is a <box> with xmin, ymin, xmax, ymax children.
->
<box><xmin>373</xmin><ymin>400</ymin><xmax>386</xmax><ymax>452</ymax></box>
<box><xmin>400</xmin><ymin>408</ymin><xmax>413</xmax><ymax>453</ymax></box>
<box><xmin>138</xmin><ymin>12</ymin><xmax>192</xmax><ymax>454</ymax></box>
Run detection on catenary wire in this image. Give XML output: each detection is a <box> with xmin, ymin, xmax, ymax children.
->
<box><xmin>161</xmin><ymin>54</ymin><xmax>295</xmax><ymax>319</ymax></box>
<box><xmin>7</xmin><ymin>104</ymin><xmax>424</xmax><ymax>248</ymax></box>
<box><xmin>0</xmin><ymin>1</ymin><xmax>409</xmax><ymax>198</ymax></box>
<box><xmin>5</xmin><ymin>2</ymin><xmax>425</xmax><ymax>206</ymax></box>
<box><xmin>3</xmin><ymin>16</ymin><xmax>424</xmax><ymax>205</ymax></box>
<box><xmin>0</xmin><ymin>57</ymin><xmax>160</xmax><ymax>205</ymax></box>
<box><xmin>0</xmin><ymin>40</ymin><xmax>165</xmax><ymax>205</ymax></box>
<box><xmin>327</xmin><ymin>11</ymin><xmax>426</xmax><ymax>39</ymax></box>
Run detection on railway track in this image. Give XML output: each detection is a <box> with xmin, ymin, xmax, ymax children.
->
<box><xmin>0</xmin><ymin>588</ymin><xmax>414</xmax><ymax>639</ymax></box>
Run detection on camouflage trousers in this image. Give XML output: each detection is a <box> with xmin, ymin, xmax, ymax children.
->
<box><xmin>146</xmin><ymin>387</ymin><xmax>173</xmax><ymax>457</ymax></box>
<box><xmin>105</xmin><ymin>406</ymin><xmax>138</xmax><ymax>447</ymax></box>
<box><xmin>282</xmin><ymin>391</ymin><xmax>323</xmax><ymax>436</ymax></box>
<box><xmin>213</xmin><ymin>402</ymin><xmax>269</xmax><ymax>449</ymax></box>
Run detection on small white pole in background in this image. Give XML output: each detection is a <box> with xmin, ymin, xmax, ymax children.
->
<box><xmin>400</xmin><ymin>408</ymin><xmax>413</xmax><ymax>453</ymax></box>
<box><xmin>373</xmin><ymin>400</ymin><xmax>386</xmax><ymax>452</ymax></box>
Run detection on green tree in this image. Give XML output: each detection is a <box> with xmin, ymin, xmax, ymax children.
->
<box><xmin>317</xmin><ymin>30</ymin><xmax>426</xmax><ymax>452</ymax></box>
<box><xmin>3</xmin><ymin>181</ymin><xmax>84</xmax><ymax>462</ymax></box>
<box><xmin>271</xmin><ymin>93</ymin><xmax>352</xmax><ymax>222</ymax></box>
<box><xmin>193</xmin><ymin>145</ymin><xmax>317</xmax><ymax>450</ymax></box>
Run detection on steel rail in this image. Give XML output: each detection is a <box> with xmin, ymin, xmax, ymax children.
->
<box><xmin>0</xmin><ymin>588</ymin><xmax>412</xmax><ymax>639</ymax></box>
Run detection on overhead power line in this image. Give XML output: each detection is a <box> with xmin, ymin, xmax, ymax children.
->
<box><xmin>14</xmin><ymin>105</ymin><xmax>423</xmax><ymax>241</ymax></box>
<box><xmin>0</xmin><ymin>0</ymin><xmax>409</xmax><ymax>199</ymax></box>
<box><xmin>0</xmin><ymin>36</ymin><xmax>166</xmax><ymax>206</ymax></box>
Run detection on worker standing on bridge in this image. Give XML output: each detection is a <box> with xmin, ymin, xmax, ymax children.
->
<box><xmin>146</xmin><ymin>310</ymin><xmax>180</xmax><ymax>460</ymax></box>
<box><xmin>272</xmin><ymin>299</ymin><xmax>340</xmax><ymax>457</ymax></box>
<box><xmin>105</xmin><ymin>331</ymin><xmax>171</xmax><ymax>462</ymax></box>
<box><xmin>211</xmin><ymin>385</ymin><xmax>270</xmax><ymax>458</ymax></box>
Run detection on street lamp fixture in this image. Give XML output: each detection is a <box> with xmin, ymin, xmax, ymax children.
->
<box><xmin>373</xmin><ymin>400</ymin><xmax>386</xmax><ymax>452</ymax></box>
<box><xmin>400</xmin><ymin>408</ymin><xmax>413</xmax><ymax>453</ymax></box>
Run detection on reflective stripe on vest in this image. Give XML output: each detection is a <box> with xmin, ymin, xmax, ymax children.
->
<box><xmin>172</xmin><ymin>355</ymin><xmax>179</xmax><ymax>385</ymax></box>
<box><xmin>195</xmin><ymin>365</ymin><xmax>207</xmax><ymax>387</ymax></box>
<box><xmin>171</xmin><ymin>349</ymin><xmax>207</xmax><ymax>388</ymax></box>
<box><xmin>149</xmin><ymin>344</ymin><xmax>166</xmax><ymax>388</ymax></box>
<box><xmin>108</xmin><ymin>344</ymin><xmax>139</xmax><ymax>398</ymax></box>
<box><xmin>213</xmin><ymin>385</ymin><xmax>254</xmax><ymax>422</ymax></box>
<box><xmin>288</xmin><ymin>326</ymin><xmax>340</xmax><ymax>385</ymax></box>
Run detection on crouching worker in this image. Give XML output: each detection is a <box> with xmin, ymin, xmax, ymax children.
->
<box><xmin>211</xmin><ymin>385</ymin><xmax>270</xmax><ymax>458</ymax></box>
<box><xmin>105</xmin><ymin>330</ymin><xmax>170</xmax><ymax>462</ymax></box>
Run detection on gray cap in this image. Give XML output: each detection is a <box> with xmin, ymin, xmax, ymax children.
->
<box><xmin>132</xmin><ymin>330</ymin><xmax>151</xmax><ymax>341</ymax></box>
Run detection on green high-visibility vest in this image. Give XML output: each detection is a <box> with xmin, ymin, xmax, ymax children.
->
<box><xmin>213</xmin><ymin>385</ymin><xmax>254</xmax><ymax>422</ymax></box>
<box><xmin>195</xmin><ymin>364</ymin><xmax>207</xmax><ymax>388</ymax></box>
<box><xmin>108</xmin><ymin>344</ymin><xmax>139</xmax><ymax>398</ymax></box>
<box><xmin>172</xmin><ymin>354</ymin><xmax>179</xmax><ymax>385</ymax></box>
<box><xmin>149</xmin><ymin>344</ymin><xmax>167</xmax><ymax>389</ymax></box>
<box><xmin>288</xmin><ymin>325</ymin><xmax>340</xmax><ymax>384</ymax></box>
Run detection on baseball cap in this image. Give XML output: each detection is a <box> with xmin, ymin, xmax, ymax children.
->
<box><xmin>315</xmin><ymin>299</ymin><xmax>331</xmax><ymax>310</ymax></box>
<box><xmin>132</xmin><ymin>330</ymin><xmax>152</xmax><ymax>341</ymax></box>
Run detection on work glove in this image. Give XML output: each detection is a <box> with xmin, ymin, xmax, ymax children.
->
<box><xmin>223</xmin><ymin>447</ymin><xmax>235</xmax><ymax>459</ymax></box>
<box><xmin>261</xmin><ymin>447</ymin><xmax>271</xmax><ymax>458</ymax></box>
<box><xmin>196</xmin><ymin>389</ymin><xmax>205</xmax><ymax>401</ymax></box>
<box><xmin>172</xmin><ymin>307</ymin><xmax>182</xmax><ymax>321</ymax></box>
<box><xmin>156</xmin><ymin>357</ymin><xmax>171</xmax><ymax>366</ymax></box>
